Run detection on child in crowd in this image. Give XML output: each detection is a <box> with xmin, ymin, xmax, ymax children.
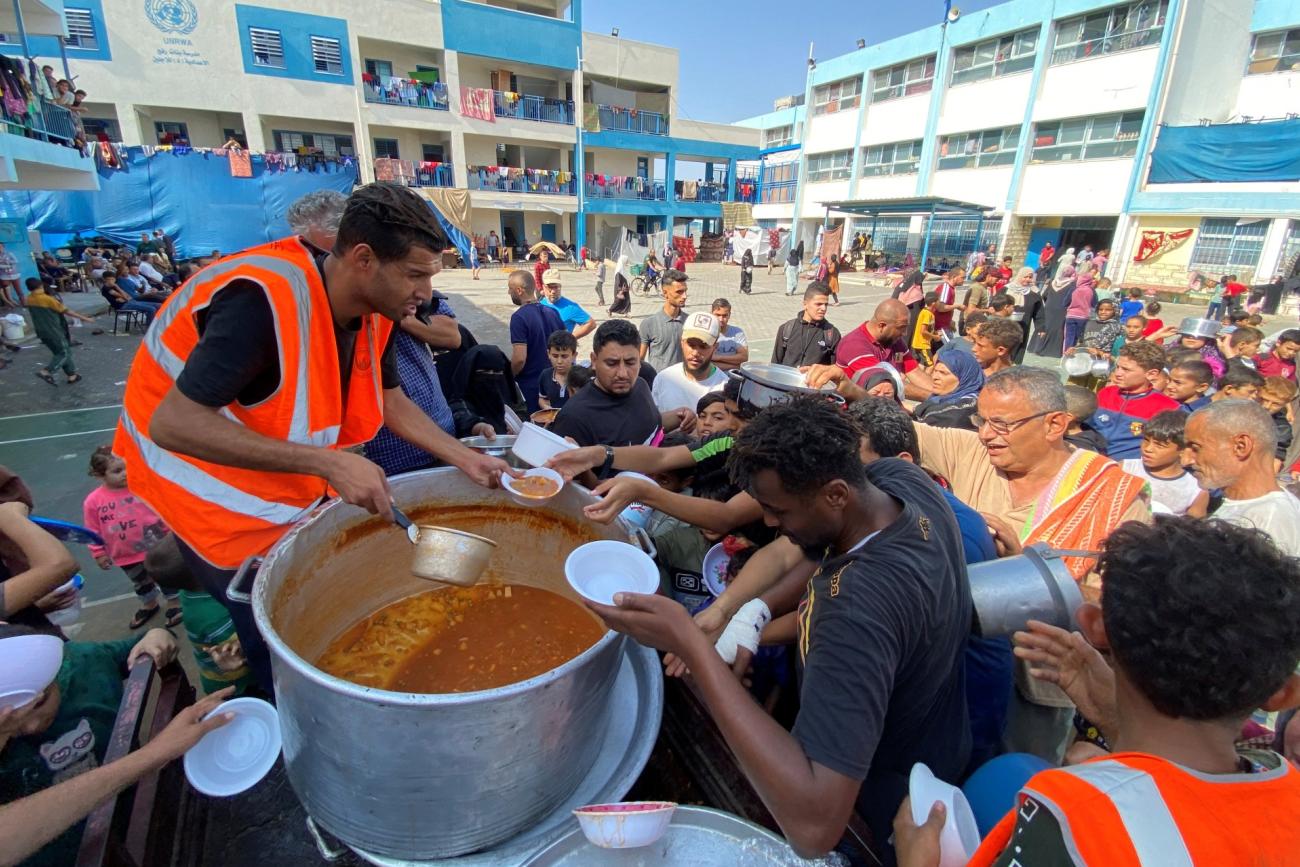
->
<box><xmin>1114</xmin><ymin>315</ymin><xmax>1146</xmax><ymax>358</ymax></box>
<box><xmin>988</xmin><ymin>294</ymin><xmax>1015</xmax><ymax>318</ymax></box>
<box><xmin>82</xmin><ymin>447</ymin><xmax>181</xmax><ymax>630</ymax></box>
<box><xmin>565</xmin><ymin>364</ymin><xmax>592</xmax><ymax>396</ymax></box>
<box><xmin>1178</xmin><ymin>323</ymin><xmax>1227</xmax><ymax>379</ymax></box>
<box><xmin>1142</xmin><ymin>300</ymin><xmax>1164</xmax><ymax>337</ymax></box>
<box><xmin>537</xmin><ymin>329</ymin><xmax>578</xmax><ymax>411</ymax></box>
<box><xmin>146</xmin><ymin>536</ymin><xmax>253</xmax><ymax>696</ymax></box>
<box><xmin>1063</xmin><ymin>385</ymin><xmax>1107</xmax><ymax>454</ymax></box>
<box><xmin>1225</xmin><ymin>326</ymin><xmax>1264</xmax><ymax>367</ymax></box>
<box><xmin>1120</xmin><ymin>410</ymin><xmax>1208</xmax><ymax>516</ymax></box>
<box><xmin>913</xmin><ymin>291</ymin><xmax>939</xmax><ymax>366</ymax></box>
<box><xmin>1119</xmin><ymin>287</ymin><xmax>1144</xmax><ymax>321</ymax></box>
<box><xmin>1258</xmin><ymin>376</ymin><xmax>1297</xmax><ymax>471</ymax></box>
<box><xmin>26</xmin><ymin>279</ymin><xmax>94</xmax><ymax>386</ymax></box>
<box><xmin>1214</xmin><ymin>364</ymin><xmax>1265</xmax><ymax>402</ymax></box>
<box><xmin>696</xmin><ymin>392</ymin><xmax>739</xmax><ymax>438</ymax></box>
<box><xmin>592</xmin><ymin>258</ymin><xmax>607</xmax><ymax>307</ymax></box>
<box><xmin>1165</xmin><ymin>358</ymin><xmax>1214</xmax><ymax>412</ymax></box>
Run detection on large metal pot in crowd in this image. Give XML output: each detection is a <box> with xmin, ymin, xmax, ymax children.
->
<box><xmin>728</xmin><ymin>362</ymin><xmax>845</xmax><ymax>415</ymax></box>
<box><xmin>245</xmin><ymin>468</ymin><xmax>641</xmax><ymax>860</ymax></box>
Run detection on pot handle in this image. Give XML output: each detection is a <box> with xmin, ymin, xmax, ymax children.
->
<box><xmin>304</xmin><ymin>816</ymin><xmax>346</xmax><ymax>862</ymax></box>
<box><xmin>225</xmin><ymin>555</ymin><xmax>263</xmax><ymax>605</ymax></box>
<box><xmin>630</xmin><ymin>526</ymin><xmax>657</xmax><ymax>560</ymax></box>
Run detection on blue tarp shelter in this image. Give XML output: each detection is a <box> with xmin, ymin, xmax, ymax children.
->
<box><xmin>0</xmin><ymin>147</ymin><xmax>357</xmax><ymax>259</ymax></box>
<box><xmin>1148</xmin><ymin>119</ymin><xmax>1300</xmax><ymax>184</ymax></box>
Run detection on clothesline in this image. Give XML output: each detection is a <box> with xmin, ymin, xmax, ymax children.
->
<box><xmin>90</xmin><ymin>142</ymin><xmax>356</xmax><ymax>173</ymax></box>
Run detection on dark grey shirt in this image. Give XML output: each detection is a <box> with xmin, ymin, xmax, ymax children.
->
<box><xmin>639</xmin><ymin>309</ymin><xmax>686</xmax><ymax>371</ymax></box>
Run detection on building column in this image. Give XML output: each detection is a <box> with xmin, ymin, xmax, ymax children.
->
<box><xmin>725</xmin><ymin>157</ymin><xmax>737</xmax><ymax>201</ymax></box>
<box><xmin>118</xmin><ymin>103</ymin><xmax>145</xmax><ymax>146</ymax></box>
<box><xmin>1258</xmin><ymin>218</ymin><xmax>1293</xmax><ymax>282</ymax></box>
<box><xmin>241</xmin><ymin>111</ymin><xmax>266</xmax><ymax>152</ymax></box>
<box><xmin>664</xmin><ymin>150</ymin><xmax>676</xmax><ymax>231</ymax></box>
<box><xmin>449</xmin><ymin>130</ymin><xmax>468</xmax><ymax>190</ymax></box>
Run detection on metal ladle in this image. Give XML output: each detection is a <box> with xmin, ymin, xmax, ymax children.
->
<box><xmin>391</xmin><ymin>504</ymin><xmax>497</xmax><ymax>586</ymax></box>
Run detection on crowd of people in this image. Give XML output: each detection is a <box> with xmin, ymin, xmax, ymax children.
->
<box><xmin>3</xmin><ymin>182</ymin><xmax>1300</xmax><ymax>865</ymax></box>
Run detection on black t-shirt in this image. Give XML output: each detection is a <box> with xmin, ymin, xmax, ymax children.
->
<box><xmin>548</xmin><ymin>379</ymin><xmax>662</xmax><ymax>447</ymax></box>
<box><xmin>792</xmin><ymin>458</ymin><xmax>972</xmax><ymax>847</ymax></box>
<box><xmin>537</xmin><ymin>366</ymin><xmax>568</xmax><ymax>409</ymax></box>
<box><xmin>175</xmin><ymin>263</ymin><xmax>398</xmax><ymax>408</ymax></box>
<box><xmin>770</xmin><ymin>317</ymin><xmax>841</xmax><ymax>368</ymax></box>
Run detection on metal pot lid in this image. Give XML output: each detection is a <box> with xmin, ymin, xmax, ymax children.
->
<box><xmin>1177</xmin><ymin>317</ymin><xmax>1220</xmax><ymax>339</ymax></box>
<box><xmin>736</xmin><ymin>361</ymin><xmax>834</xmax><ymax>392</ymax></box>
<box><xmin>459</xmin><ymin>435</ymin><xmax>517</xmax><ymax>450</ymax></box>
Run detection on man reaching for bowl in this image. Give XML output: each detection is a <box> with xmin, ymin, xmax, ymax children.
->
<box><xmin>587</xmin><ymin>398</ymin><xmax>972</xmax><ymax>862</ymax></box>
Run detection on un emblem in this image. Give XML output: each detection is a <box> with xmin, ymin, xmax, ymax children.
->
<box><xmin>145</xmin><ymin>0</ymin><xmax>199</xmax><ymax>35</ymax></box>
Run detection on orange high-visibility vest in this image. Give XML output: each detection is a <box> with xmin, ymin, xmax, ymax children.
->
<box><xmin>968</xmin><ymin>752</ymin><xmax>1300</xmax><ymax>866</ymax></box>
<box><xmin>113</xmin><ymin>238</ymin><xmax>394</xmax><ymax>569</ymax></box>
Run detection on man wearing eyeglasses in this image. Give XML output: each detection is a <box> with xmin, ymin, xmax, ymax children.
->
<box><xmin>911</xmin><ymin>366</ymin><xmax>1149</xmax><ymax>763</ymax></box>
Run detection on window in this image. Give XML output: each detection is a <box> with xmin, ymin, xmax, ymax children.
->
<box><xmin>64</xmin><ymin>8</ymin><xmax>97</xmax><ymax>50</ymax></box>
<box><xmin>805</xmin><ymin>150</ymin><xmax>853</xmax><ymax>182</ymax></box>
<box><xmin>273</xmin><ymin>130</ymin><xmax>355</xmax><ymax>156</ymax></box>
<box><xmin>852</xmin><ymin>217</ymin><xmax>910</xmax><ymax>255</ymax></box>
<box><xmin>249</xmin><ymin>27</ymin><xmax>284</xmax><ymax>68</ymax></box>
<box><xmin>373</xmin><ymin>138</ymin><xmax>400</xmax><ymax>159</ymax></box>
<box><xmin>1189</xmin><ymin>218</ymin><xmax>1268</xmax><ymax>275</ymax></box>
<box><xmin>222</xmin><ymin>128</ymin><xmax>248</xmax><ymax>148</ymax></box>
<box><xmin>1248</xmin><ymin>29</ymin><xmax>1300</xmax><ymax>75</ymax></box>
<box><xmin>925</xmin><ymin>218</ymin><xmax>1004</xmax><ymax>260</ymax></box>
<box><xmin>422</xmin><ymin>143</ymin><xmax>445</xmax><ymax>162</ymax></box>
<box><xmin>365</xmin><ymin>59</ymin><xmax>394</xmax><ymax>78</ymax></box>
<box><xmin>861</xmin><ymin>140</ymin><xmax>923</xmax><ymax>176</ymax></box>
<box><xmin>951</xmin><ymin>28</ymin><xmax>1038</xmax><ymax>85</ymax></box>
<box><xmin>812</xmin><ymin>77</ymin><xmax>861</xmax><ymax>116</ymax></box>
<box><xmin>764</xmin><ymin>124</ymin><xmax>795</xmax><ymax>148</ymax></box>
<box><xmin>83</xmin><ymin>117</ymin><xmax>120</xmax><ymax>140</ymax></box>
<box><xmin>1032</xmin><ymin>111</ymin><xmax>1143</xmax><ymax>162</ymax></box>
<box><xmin>760</xmin><ymin>160</ymin><xmax>798</xmax><ymax>203</ymax></box>
<box><xmin>871</xmin><ymin>55</ymin><xmax>936</xmax><ymax>103</ymax></box>
<box><xmin>1052</xmin><ymin>1</ymin><xmax>1168</xmax><ymax>65</ymax></box>
<box><xmin>154</xmin><ymin>121</ymin><xmax>189</xmax><ymax>145</ymax></box>
<box><xmin>937</xmin><ymin>126</ymin><xmax>1020</xmax><ymax>169</ymax></box>
<box><xmin>311</xmin><ymin>36</ymin><xmax>343</xmax><ymax>75</ymax></box>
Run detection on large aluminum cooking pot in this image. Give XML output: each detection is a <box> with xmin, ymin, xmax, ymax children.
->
<box><xmin>968</xmin><ymin>543</ymin><xmax>1086</xmax><ymax>638</ymax></box>
<box><xmin>729</xmin><ymin>362</ymin><xmax>844</xmax><ymax>415</ymax></box>
<box><xmin>238</xmin><ymin>468</ymin><xmax>648</xmax><ymax>860</ymax></box>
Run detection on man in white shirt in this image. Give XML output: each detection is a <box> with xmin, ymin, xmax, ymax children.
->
<box><xmin>651</xmin><ymin>312</ymin><xmax>729</xmax><ymax>413</ymax></box>
<box><xmin>1185</xmin><ymin>399</ymin><xmax>1300</xmax><ymax>555</ymax></box>
<box><xmin>711</xmin><ymin>298</ymin><xmax>749</xmax><ymax>371</ymax></box>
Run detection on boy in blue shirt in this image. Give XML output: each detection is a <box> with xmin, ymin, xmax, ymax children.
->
<box><xmin>540</xmin><ymin>269</ymin><xmax>595</xmax><ymax>341</ymax></box>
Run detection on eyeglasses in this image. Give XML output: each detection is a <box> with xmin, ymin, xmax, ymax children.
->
<box><xmin>970</xmin><ymin>410</ymin><xmax>1053</xmax><ymax>436</ymax></box>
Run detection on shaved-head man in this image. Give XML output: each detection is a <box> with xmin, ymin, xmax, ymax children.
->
<box><xmin>833</xmin><ymin>298</ymin><xmax>934</xmax><ymax>399</ymax></box>
<box><xmin>1185</xmin><ymin>400</ymin><xmax>1300</xmax><ymax>555</ymax></box>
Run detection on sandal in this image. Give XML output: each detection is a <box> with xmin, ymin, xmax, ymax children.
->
<box><xmin>129</xmin><ymin>605</ymin><xmax>159</xmax><ymax>630</ymax></box>
<box><xmin>165</xmin><ymin>606</ymin><xmax>183</xmax><ymax>628</ymax></box>
<box><xmin>35</xmin><ymin>370</ymin><xmax>56</xmax><ymax>386</ymax></box>
<box><xmin>66</xmin><ymin>373</ymin><xmax>82</xmax><ymax>384</ymax></box>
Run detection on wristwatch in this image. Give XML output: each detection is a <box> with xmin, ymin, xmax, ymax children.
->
<box><xmin>599</xmin><ymin>444</ymin><xmax>616</xmax><ymax>478</ymax></box>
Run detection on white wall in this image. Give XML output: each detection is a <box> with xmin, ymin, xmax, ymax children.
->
<box><xmin>928</xmin><ymin>166</ymin><xmax>1014</xmax><ymax>209</ymax></box>
<box><xmin>1236</xmin><ymin>72</ymin><xmax>1300</xmax><ymax>119</ymax></box>
<box><xmin>937</xmin><ymin>73</ymin><xmax>1034</xmax><ymax>135</ymax></box>
<box><xmin>753</xmin><ymin>203</ymin><xmax>795</xmax><ymax>223</ymax></box>
<box><xmin>672</xmin><ymin>119</ymin><xmax>760</xmax><ymax>148</ymax></box>
<box><xmin>803</xmin><ymin>108</ymin><xmax>859</xmax><ymax>154</ymax></box>
<box><xmin>133</xmin><ymin>107</ymin><xmax>245</xmax><ymax>147</ymax></box>
<box><xmin>1034</xmin><ymin>48</ymin><xmax>1158</xmax><ymax>121</ymax></box>
<box><xmin>1016</xmin><ymin>160</ymin><xmax>1131</xmax><ymax>215</ymax></box>
<box><xmin>1160</xmin><ymin>0</ymin><xmax>1251</xmax><ymax>125</ymax></box>
<box><xmin>582</xmin><ymin>33</ymin><xmax>678</xmax><ymax>89</ymax></box>
<box><xmin>800</xmin><ymin>180</ymin><xmax>852</xmax><ymax>219</ymax></box>
<box><xmin>855</xmin><ymin>174</ymin><xmax>917</xmax><ymax>201</ymax></box>
<box><xmin>356</xmin><ymin>38</ymin><xmax>444</xmax><ymax>81</ymax></box>
<box><xmin>860</xmin><ymin>94</ymin><xmax>928</xmax><ymax>145</ymax></box>
<box><xmin>471</xmin><ymin>206</ymin><xmax>574</xmax><ymax>244</ymax></box>
<box><xmin>587</xmin><ymin>148</ymin><xmax>644</xmax><ymax>177</ymax></box>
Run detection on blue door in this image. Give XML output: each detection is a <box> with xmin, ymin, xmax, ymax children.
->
<box><xmin>1025</xmin><ymin>228</ymin><xmax>1061</xmax><ymax>269</ymax></box>
<box><xmin>540</xmin><ymin>223</ymin><xmax>557</xmax><ymax>243</ymax></box>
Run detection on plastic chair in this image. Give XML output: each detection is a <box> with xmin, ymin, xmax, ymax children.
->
<box><xmin>113</xmin><ymin>308</ymin><xmax>147</xmax><ymax>335</ymax></box>
<box><xmin>961</xmin><ymin>752</ymin><xmax>1053</xmax><ymax>836</ymax></box>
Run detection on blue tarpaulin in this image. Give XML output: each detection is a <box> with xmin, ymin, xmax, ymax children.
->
<box><xmin>1148</xmin><ymin>119</ymin><xmax>1300</xmax><ymax>184</ymax></box>
<box><xmin>0</xmin><ymin>147</ymin><xmax>357</xmax><ymax>258</ymax></box>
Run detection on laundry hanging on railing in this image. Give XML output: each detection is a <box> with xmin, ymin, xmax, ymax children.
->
<box><xmin>460</xmin><ymin>87</ymin><xmax>496</xmax><ymax>122</ymax></box>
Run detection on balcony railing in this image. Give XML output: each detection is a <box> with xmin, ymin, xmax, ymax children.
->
<box><xmin>492</xmin><ymin>91</ymin><xmax>574</xmax><ymax>125</ymax></box>
<box><xmin>374</xmin><ymin>158</ymin><xmax>455</xmax><ymax>188</ymax></box>
<box><xmin>468</xmin><ymin>164</ymin><xmax>576</xmax><ymax>195</ymax></box>
<box><xmin>362</xmin><ymin>76</ymin><xmax>450</xmax><ymax>111</ymax></box>
<box><xmin>596</xmin><ymin>105</ymin><xmax>669</xmax><ymax>136</ymax></box>
<box><xmin>584</xmin><ymin>174</ymin><xmax>666</xmax><ymax>201</ymax></box>
<box><xmin>675</xmin><ymin>181</ymin><xmax>726</xmax><ymax>203</ymax></box>
<box><xmin>3</xmin><ymin>98</ymin><xmax>79</xmax><ymax>146</ymax></box>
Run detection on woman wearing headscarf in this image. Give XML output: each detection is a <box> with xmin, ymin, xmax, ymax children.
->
<box><xmin>852</xmin><ymin>364</ymin><xmax>904</xmax><ymax>403</ymax></box>
<box><xmin>1005</xmin><ymin>266</ymin><xmax>1041</xmax><ymax>363</ymax></box>
<box><xmin>826</xmin><ymin>253</ymin><xmax>841</xmax><ymax>306</ymax></box>
<box><xmin>912</xmin><ymin>347</ymin><xmax>985</xmax><ymax>430</ymax></box>
<box><xmin>1029</xmin><ymin>255</ymin><xmax>1077</xmax><ymax>359</ymax></box>
<box><xmin>1062</xmin><ymin>261</ymin><xmax>1097</xmax><ymax>352</ymax></box>
<box><xmin>739</xmin><ymin>248</ymin><xmax>754</xmax><ymax>295</ymax></box>
<box><xmin>785</xmin><ymin>240</ymin><xmax>804</xmax><ymax>296</ymax></box>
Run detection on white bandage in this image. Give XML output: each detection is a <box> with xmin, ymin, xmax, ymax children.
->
<box><xmin>713</xmin><ymin>599</ymin><xmax>772</xmax><ymax>664</ymax></box>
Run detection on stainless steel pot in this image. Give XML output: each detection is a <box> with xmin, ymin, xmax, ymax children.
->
<box><xmin>460</xmin><ymin>434</ymin><xmax>527</xmax><ymax>469</ymax></box>
<box><xmin>1178</xmin><ymin>317</ymin><xmax>1220</xmax><ymax>339</ymax></box>
<box><xmin>729</xmin><ymin>362</ymin><xmax>844</xmax><ymax>415</ymax></box>
<box><xmin>968</xmin><ymin>543</ymin><xmax>1086</xmax><ymax>638</ymax></box>
<box><xmin>238</xmin><ymin>468</ymin><xmax>649</xmax><ymax>860</ymax></box>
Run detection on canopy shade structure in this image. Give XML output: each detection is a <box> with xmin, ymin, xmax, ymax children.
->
<box><xmin>818</xmin><ymin>196</ymin><xmax>996</xmax><ymax>270</ymax></box>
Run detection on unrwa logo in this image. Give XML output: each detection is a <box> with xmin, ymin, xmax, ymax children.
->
<box><xmin>145</xmin><ymin>0</ymin><xmax>198</xmax><ymax>35</ymax></box>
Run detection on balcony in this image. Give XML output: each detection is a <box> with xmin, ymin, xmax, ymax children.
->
<box><xmin>493</xmin><ymin>91</ymin><xmax>574</xmax><ymax>125</ymax></box>
<box><xmin>584</xmin><ymin>173</ymin><xmax>665</xmax><ymax>201</ymax></box>
<box><xmin>468</xmin><ymin>164</ymin><xmax>575</xmax><ymax>195</ymax></box>
<box><xmin>3</xmin><ymin>98</ymin><xmax>79</xmax><ymax>147</ymax></box>
<box><xmin>362</xmin><ymin>76</ymin><xmax>450</xmax><ymax>112</ymax></box>
<box><xmin>675</xmin><ymin>181</ymin><xmax>727</xmax><ymax>203</ymax></box>
<box><xmin>374</xmin><ymin>158</ymin><xmax>454</xmax><ymax>188</ymax></box>
<box><xmin>596</xmin><ymin>105</ymin><xmax>668</xmax><ymax>136</ymax></box>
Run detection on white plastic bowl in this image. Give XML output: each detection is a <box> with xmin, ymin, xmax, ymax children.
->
<box><xmin>501</xmin><ymin>467</ymin><xmax>565</xmax><ymax>507</ymax></box>
<box><xmin>565</xmin><ymin>540</ymin><xmax>659</xmax><ymax>605</ymax></box>
<box><xmin>909</xmin><ymin>763</ymin><xmax>981</xmax><ymax>867</ymax></box>
<box><xmin>511</xmin><ymin>422</ymin><xmax>576</xmax><ymax>467</ymax></box>
<box><xmin>573</xmin><ymin>801</ymin><xmax>677</xmax><ymax>849</ymax></box>
<box><xmin>0</xmin><ymin>634</ymin><xmax>64</xmax><ymax>710</ymax></box>
<box><xmin>184</xmin><ymin>697</ymin><xmax>282</xmax><ymax>797</ymax></box>
<box><xmin>700</xmin><ymin>543</ymin><xmax>729</xmax><ymax>597</ymax></box>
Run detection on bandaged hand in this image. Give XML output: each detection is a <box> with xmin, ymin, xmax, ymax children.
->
<box><xmin>713</xmin><ymin>598</ymin><xmax>771</xmax><ymax>664</ymax></box>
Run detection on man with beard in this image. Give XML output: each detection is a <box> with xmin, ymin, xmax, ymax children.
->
<box><xmin>586</xmin><ymin>398</ymin><xmax>971</xmax><ymax>862</ymax></box>
<box><xmin>651</xmin><ymin>312</ymin><xmax>729</xmax><ymax>412</ymax></box>
<box><xmin>550</xmin><ymin>319</ymin><xmax>694</xmax><ymax>448</ymax></box>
